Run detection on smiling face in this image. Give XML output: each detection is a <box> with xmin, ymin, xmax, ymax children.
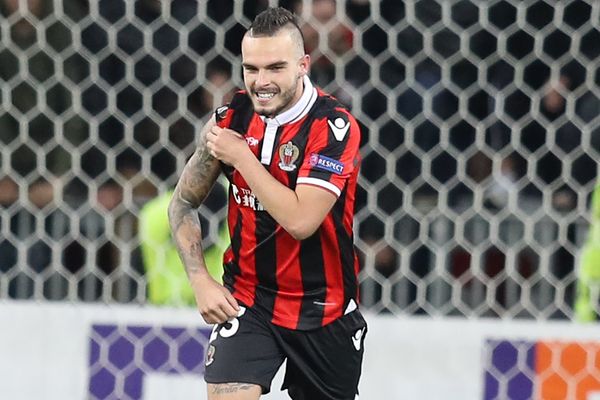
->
<box><xmin>241</xmin><ymin>28</ymin><xmax>310</xmax><ymax>118</ymax></box>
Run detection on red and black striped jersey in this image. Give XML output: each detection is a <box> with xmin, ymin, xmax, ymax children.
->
<box><xmin>215</xmin><ymin>76</ymin><xmax>361</xmax><ymax>330</ymax></box>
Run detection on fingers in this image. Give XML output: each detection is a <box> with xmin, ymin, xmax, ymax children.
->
<box><xmin>202</xmin><ymin>308</ymin><xmax>228</xmax><ymax>325</ymax></box>
<box><xmin>207</xmin><ymin>126</ymin><xmax>224</xmax><ymax>159</ymax></box>
<box><xmin>201</xmin><ymin>304</ymin><xmax>233</xmax><ymax>324</ymax></box>
<box><xmin>218</xmin><ymin>288</ymin><xmax>240</xmax><ymax>320</ymax></box>
<box><xmin>210</xmin><ymin>126</ymin><xmax>243</xmax><ymax>140</ymax></box>
<box><xmin>199</xmin><ymin>291</ymin><xmax>240</xmax><ymax>324</ymax></box>
<box><xmin>220</xmin><ymin>302</ymin><xmax>239</xmax><ymax>321</ymax></box>
<box><xmin>202</xmin><ymin>307</ymin><xmax>237</xmax><ymax>324</ymax></box>
<box><xmin>205</xmin><ymin>126</ymin><xmax>247</xmax><ymax>166</ymax></box>
<box><xmin>206</xmin><ymin>132</ymin><xmax>218</xmax><ymax>158</ymax></box>
<box><xmin>225</xmin><ymin>291</ymin><xmax>240</xmax><ymax>311</ymax></box>
<box><xmin>208</xmin><ymin>126</ymin><xmax>225</xmax><ymax>146</ymax></box>
<box><xmin>207</xmin><ymin>146</ymin><xmax>218</xmax><ymax>159</ymax></box>
<box><xmin>207</xmin><ymin>146</ymin><xmax>217</xmax><ymax>159</ymax></box>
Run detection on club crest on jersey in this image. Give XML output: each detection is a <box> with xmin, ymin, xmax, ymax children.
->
<box><xmin>278</xmin><ymin>141</ymin><xmax>300</xmax><ymax>171</ymax></box>
<box><xmin>206</xmin><ymin>345</ymin><xmax>215</xmax><ymax>366</ymax></box>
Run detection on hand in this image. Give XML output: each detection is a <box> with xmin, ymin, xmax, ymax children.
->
<box><xmin>190</xmin><ymin>274</ymin><xmax>240</xmax><ymax>324</ymax></box>
<box><xmin>206</xmin><ymin>126</ymin><xmax>250</xmax><ymax>167</ymax></box>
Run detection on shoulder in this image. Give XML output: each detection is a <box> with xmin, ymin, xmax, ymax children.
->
<box><xmin>310</xmin><ymin>91</ymin><xmax>360</xmax><ymax>141</ymax></box>
<box><xmin>229</xmin><ymin>90</ymin><xmax>251</xmax><ymax>109</ymax></box>
<box><xmin>216</xmin><ymin>90</ymin><xmax>250</xmax><ymax>114</ymax></box>
<box><xmin>214</xmin><ymin>90</ymin><xmax>252</xmax><ymax>126</ymax></box>
<box><xmin>312</xmin><ymin>91</ymin><xmax>359</xmax><ymax>127</ymax></box>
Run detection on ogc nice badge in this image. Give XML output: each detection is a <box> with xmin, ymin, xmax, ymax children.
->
<box><xmin>278</xmin><ymin>141</ymin><xmax>299</xmax><ymax>172</ymax></box>
<box><xmin>205</xmin><ymin>345</ymin><xmax>216</xmax><ymax>366</ymax></box>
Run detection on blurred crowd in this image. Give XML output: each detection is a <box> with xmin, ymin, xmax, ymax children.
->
<box><xmin>0</xmin><ymin>0</ymin><xmax>599</xmax><ymax>318</ymax></box>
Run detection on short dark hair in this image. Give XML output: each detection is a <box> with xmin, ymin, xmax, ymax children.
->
<box><xmin>248</xmin><ymin>7</ymin><xmax>304</xmax><ymax>43</ymax></box>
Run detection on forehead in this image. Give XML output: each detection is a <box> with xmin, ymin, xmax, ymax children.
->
<box><xmin>241</xmin><ymin>31</ymin><xmax>299</xmax><ymax>64</ymax></box>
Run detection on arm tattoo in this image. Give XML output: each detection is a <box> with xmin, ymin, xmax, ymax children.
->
<box><xmin>168</xmin><ymin>118</ymin><xmax>221</xmax><ymax>278</ymax></box>
<box><xmin>179</xmin><ymin>134</ymin><xmax>219</xmax><ymax>206</ymax></box>
<box><xmin>210</xmin><ymin>383</ymin><xmax>256</xmax><ymax>395</ymax></box>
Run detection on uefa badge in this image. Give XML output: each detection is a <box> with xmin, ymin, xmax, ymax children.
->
<box><xmin>278</xmin><ymin>141</ymin><xmax>300</xmax><ymax>171</ymax></box>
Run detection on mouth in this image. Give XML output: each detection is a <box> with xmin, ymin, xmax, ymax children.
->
<box><xmin>254</xmin><ymin>90</ymin><xmax>277</xmax><ymax>105</ymax></box>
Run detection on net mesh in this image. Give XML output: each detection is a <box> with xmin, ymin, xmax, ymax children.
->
<box><xmin>1</xmin><ymin>0</ymin><xmax>599</xmax><ymax>321</ymax></box>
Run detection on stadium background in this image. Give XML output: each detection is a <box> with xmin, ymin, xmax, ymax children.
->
<box><xmin>1</xmin><ymin>0</ymin><xmax>600</xmax><ymax>399</ymax></box>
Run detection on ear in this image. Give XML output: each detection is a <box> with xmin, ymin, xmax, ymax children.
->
<box><xmin>298</xmin><ymin>54</ymin><xmax>311</xmax><ymax>77</ymax></box>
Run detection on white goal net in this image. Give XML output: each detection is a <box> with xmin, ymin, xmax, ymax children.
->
<box><xmin>1</xmin><ymin>0</ymin><xmax>599</xmax><ymax>323</ymax></box>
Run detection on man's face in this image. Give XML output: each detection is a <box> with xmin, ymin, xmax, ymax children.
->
<box><xmin>241</xmin><ymin>30</ymin><xmax>309</xmax><ymax>118</ymax></box>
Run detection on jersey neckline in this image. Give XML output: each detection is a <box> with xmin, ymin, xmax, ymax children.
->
<box><xmin>260</xmin><ymin>75</ymin><xmax>318</xmax><ymax>127</ymax></box>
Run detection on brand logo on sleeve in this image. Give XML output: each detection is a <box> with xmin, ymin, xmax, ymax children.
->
<box><xmin>308</xmin><ymin>153</ymin><xmax>345</xmax><ymax>175</ymax></box>
<box><xmin>327</xmin><ymin>117</ymin><xmax>350</xmax><ymax>141</ymax></box>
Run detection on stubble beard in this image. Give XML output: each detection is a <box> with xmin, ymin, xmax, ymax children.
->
<box><xmin>251</xmin><ymin>76</ymin><xmax>301</xmax><ymax>118</ymax></box>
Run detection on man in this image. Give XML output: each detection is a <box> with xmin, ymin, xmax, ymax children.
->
<box><xmin>575</xmin><ymin>182</ymin><xmax>600</xmax><ymax>322</ymax></box>
<box><xmin>139</xmin><ymin>190</ymin><xmax>228</xmax><ymax>306</ymax></box>
<box><xmin>169</xmin><ymin>7</ymin><xmax>366</xmax><ymax>400</ymax></box>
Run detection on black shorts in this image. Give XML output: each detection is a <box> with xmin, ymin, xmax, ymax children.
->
<box><xmin>204</xmin><ymin>305</ymin><xmax>367</xmax><ymax>400</ymax></box>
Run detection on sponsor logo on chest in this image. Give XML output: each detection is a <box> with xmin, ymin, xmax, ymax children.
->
<box><xmin>231</xmin><ymin>183</ymin><xmax>264</xmax><ymax>211</ymax></box>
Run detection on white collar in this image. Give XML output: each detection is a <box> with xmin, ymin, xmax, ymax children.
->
<box><xmin>260</xmin><ymin>75</ymin><xmax>318</xmax><ymax>126</ymax></box>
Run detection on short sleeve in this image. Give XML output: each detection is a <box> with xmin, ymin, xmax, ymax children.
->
<box><xmin>296</xmin><ymin>108</ymin><xmax>361</xmax><ymax>197</ymax></box>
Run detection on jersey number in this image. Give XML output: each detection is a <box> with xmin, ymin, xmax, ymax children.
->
<box><xmin>209</xmin><ymin>306</ymin><xmax>246</xmax><ymax>342</ymax></box>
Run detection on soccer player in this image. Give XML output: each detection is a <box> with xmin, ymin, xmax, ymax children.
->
<box><xmin>168</xmin><ymin>7</ymin><xmax>366</xmax><ymax>400</ymax></box>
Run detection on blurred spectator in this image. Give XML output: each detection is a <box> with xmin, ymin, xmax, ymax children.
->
<box><xmin>28</xmin><ymin>178</ymin><xmax>54</xmax><ymax>209</ymax></box>
<box><xmin>361</xmin><ymin>237</ymin><xmax>399</xmax><ymax>279</ymax></box>
<box><xmin>139</xmin><ymin>190</ymin><xmax>228</xmax><ymax>306</ymax></box>
<box><xmin>189</xmin><ymin>65</ymin><xmax>237</xmax><ymax>119</ymax></box>
<box><xmin>537</xmin><ymin>73</ymin><xmax>599</xmax><ymax>212</ymax></box>
<box><xmin>358</xmin><ymin>227</ymin><xmax>400</xmax><ymax>311</ymax></box>
<box><xmin>69</xmin><ymin>180</ymin><xmax>125</xmax><ymax>300</ymax></box>
<box><xmin>485</xmin><ymin>156</ymin><xmax>518</xmax><ymax>210</ymax></box>
<box><xmin>575</xmin><ymin>182</ymin><xmax>600</xmax><ymax>322</ymax></box>
<box><xmin>26</xmin><ymin>178</ymin><xmax>54</xmax><ymax>279</ymax></box>
<box><xmin>97</xmin><ymin>179</ymin><xmax>124</xmax><ymax>212</ymax></box>
<box><xmin>541</xmin><ymin>75</ymin><xmax>570</xmax><ymax>118</ymax></box>
<box><xmin>540</xmin><ymin>75</ymin><xmax>576</xmax><ymax>211</ymax></box>
<box><xmin>295</xmin><ymin>0</ymin><xmax>353</xmax><ymax>88</ymax></box>
<box><xmin>0</xmin><ymin>176</ymin><xmax>18</xmax><ymax>207</ymax></box>
<box><xmin>0</xmin><ymin>177</ymin><xmax>56</xmax><ymax>298</ymax></box>
<box><xmin>0</xmin><ymin>178</ymin><xmax>19</xmax><ymax>279</ymax></box>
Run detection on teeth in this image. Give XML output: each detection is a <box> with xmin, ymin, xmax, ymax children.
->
<box><xmin>257</xmin><ymin>92</ymin><xmax>275</xmax><ymax>99</ymax></box>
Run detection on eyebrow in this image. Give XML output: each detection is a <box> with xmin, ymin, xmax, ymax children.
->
<box><xmin>242</xmin><ymin>61</ymin><xmax>289</xmax><ymax>69</ymax></box>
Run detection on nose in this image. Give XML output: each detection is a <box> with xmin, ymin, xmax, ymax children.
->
<box><xmin>256</xmin><ymin>69</ymin><xmax>270</xmax><ymax>87</ymax></box>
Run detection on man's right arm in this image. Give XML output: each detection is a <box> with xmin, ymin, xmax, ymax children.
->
<box><xmin>168</xmin><ymin>115</ymin><xmax>239</xmax><ymax>323</ymax></box>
